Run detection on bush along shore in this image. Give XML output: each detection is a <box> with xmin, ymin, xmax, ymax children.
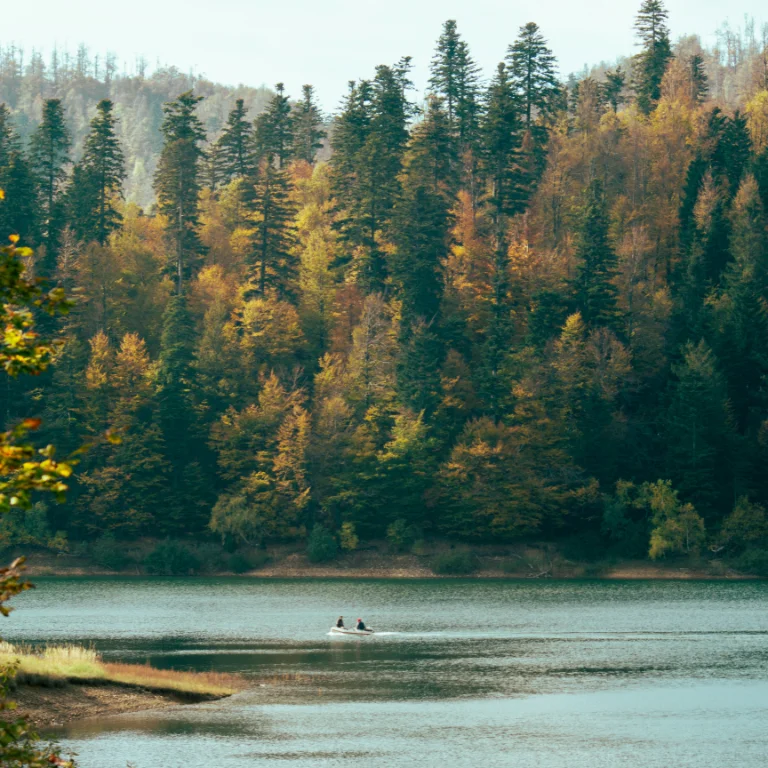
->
<box><xmin>14</xmin><ymin>537</ymin><xmax>765</xmax><ymax>580</ymax></box>
<box><xmin>0</xmin><ymin>643</ymin><xmax>244</xmax><ymax>728</ymax></box>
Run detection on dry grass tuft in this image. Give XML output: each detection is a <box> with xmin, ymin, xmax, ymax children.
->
<box><xmin>102</xmin><ymin>662</ymin><xmax>242</xmax><ymax>696</ymax></box>
<box><xmin>0</xmin><ymin>643</ymin><xmax>242</xmax><ymax>696</ymax></box>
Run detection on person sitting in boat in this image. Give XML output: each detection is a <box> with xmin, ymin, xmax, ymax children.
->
<box><xmin>336</xmin><ymin>616</ymin><xmax>345</xmax><ymax>628</ymax></box>
<box><xmin>356</xmin><ymin>618</ymin><xmax>367</xmax><ymax>631</ymax></box>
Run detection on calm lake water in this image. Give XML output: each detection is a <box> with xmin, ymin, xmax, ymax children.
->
<box><xmin>3</xmin><ymin>577</ymin><xmax>768</xmax><ymax>768</ymax></box>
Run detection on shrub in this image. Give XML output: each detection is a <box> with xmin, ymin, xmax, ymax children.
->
<box><xmin>227</xmin><ymin>551</ymin><xmax>269</xmax><ymax>573</ymax></box>
<box><xmin>411</xmin><ymin>539</ymin><xmax>428</xmax><ymax>556</ymax></box>
<box><xmin>339</xmin><ymin>522</ymin><xmax>359</xmax><ymax>551</ymax></box>
<box><xmin>307</xmin><ymin>525</ymin><xmax>338</xmax><ymax>563</ymax></box>
<box><xmin>735</xmin><ymin>549</ymin><xmax>768</xmax><ymax>577</ymax></box>
<box><xmin>386</xmin><ymin>519</ymin><xmax>419</xmax><ymax>553</ymax></box>
<box><xmin>720</xmin><ymin>498</ymin><xmax>768</xmax><ymax>553</ymax></box>
<box><xmin>431</xmin><ymin>551</ymin><xmax>479</xmax><ymax>575</ymax></box>
<box><xmin>144</xmin><ymin>540</ymin><xmax>200</xmax><ymax>576</ymax></box>
<box><xmin>90</xmin><ymin>533</ymin><xmax>133</xmax><ymax>571</ymax></box>
<box><xmin>194</xmin><ymin>542</ymin><xmax>226</xmax><ymax>574</ymax></box>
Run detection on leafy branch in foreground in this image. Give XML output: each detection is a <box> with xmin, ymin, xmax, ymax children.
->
<box><xmin>0</xmin><ymin>213</ymin><xmax>77</xmax><ymax>766</ymax></box>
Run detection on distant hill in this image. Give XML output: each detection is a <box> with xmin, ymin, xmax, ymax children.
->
<box><xmin>0</xmin><ymin>46</ymin><xmax>274</xmax><ymax>207</ymax></box>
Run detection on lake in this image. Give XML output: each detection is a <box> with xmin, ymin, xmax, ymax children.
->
<box><xmin>3</xmin><ymin>577</ymin><xmax>768</xmax><ymax>767</ymax></box>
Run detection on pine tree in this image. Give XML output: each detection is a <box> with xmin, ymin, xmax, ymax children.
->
<box><xmin>216</xmin><ymin>98</ymin><xmax>256</xmax><ymax>183</ymax></box>
<box><xmin>292</xmin><ymin>85</ymin><xmax>326</xmax><ymax>164</ymax></box>
<box><xmin>633</xmin><ymin>0</ymin><xmax>672</xmax><ymax>114</ymax></box>
<box><xmin>506</xmin><ymin>23</ymin><xmax>559</xmax><ymax>131</ymax></box>
<box><xmin>156</xmin><ymin>295</ymin><xmax>212</xmax><ymax>532</ymax></box>
<box><xmin>29</xmin><ymin>98</ymin><xmax>71</xmax><ymax>271</ymax></box>
<box><xmin>665</xmin><ymin>340</ymin><xmax>734</xmax><ymax>521</ymax></box>
<box><xmin>0</xmin><ymin>103</ymin><xmax>18</xmax><ymax>169</ymax></box>
<box><xmin>602</xmin><ymin>67</ymin><xmax>626</xmax><ymax>113</ymax></box>
<box><xmin>711</xmin><ymin>176</ymin><xmax>768</xmax><ymax>438</ymax></box>
<box><xmin>247</xmin><ymin>157</ymin><xmax>297</xmax><ymax>300</ymax></box>
<box><xmin>0</xmin><ymin>150</ymin><xmax>38</xmax><ymax>245</ymax></box>
<box><xmin>330</xmin><ymin>79</ymin><xmax>373</xmax><ymax>269</ymax></box>
<box><xmin>721</xmin><ymin>112</ymin><xmax>751</xmax><ymax>197</ymax></box>
<box><xmin>573</xmin><ymin>180</ymin><xmax>620</xmax><ymax>331</ymax></box>
<box><xmin>389</xmin><ymin>97</ymin><xmax>454</xmax><ymax>325</ymax></box>
<box><xmin>154</xmin><ymin>91</ymin><xmax>206</xmax><ymax>294</ymax></box>
<box><xmin>331</xmin><ymin>64</ymin><xmax>411</xmax><ymax>292</ymax></box>
<box><xmin>481</xmin><ymin>63</ymin><xmax>527</xmax><ymax>231</ymax></box>
<box><xmin>689</xmin><ymin>53</ymin><xmax>708</xmax><ymax>103</ymax></box>
<box><xmin>429</xmin><ymin>20</ymin><xmax>481</xmax><ymax>147</ymax></box>
<box><xmin>255</xmin><ymin>83</ymin><xmax>294</xmax><ymax>169</ymax></box>
<box><xmin>68</xmin><ymin>99</ymin><xmax>125</xmax><ymax>245</ymax></box>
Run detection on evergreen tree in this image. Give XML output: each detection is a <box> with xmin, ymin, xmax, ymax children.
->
<box><xmin>633</xmin><ymin>0</ymin><xmax>672</xmax><ymax>114</ymax></box>
<box><xmin>711</xmin><ymin>176</ymin><xmax>768</xmax><ymax>447</ymax></box>
<box><xmin>506</xmin><ymin>23</ymin><xmax>559</xmax><ymax>131</ymax></box>
<box><xmin>689</xmin><ymin>53</ymin><xmax>709</xmax><ymax>103</ymax></box>
<box><xmin>68</xmin><ymin>99</ymin><xmax>125</xmax><ymax>245</ymax></box>
<box><xmin>481</xmin><ymin>63</ymin><xmax>527</xmax><ymax>230</ymax></box>
<box><xmin>665</xmin><ymin>340</ymin><xmax>734</xmax><ymax>521</ymax></box>
<box><xmin>156</xmin><ymin>295</ymin><xmax>212</xmax><ymax>533</ymax></box>
<box><xmin>216</xmin><ymin>98</ymin><xmax>256</xmax><ymax>183</ymax></box>
<box><xmin>0</xmin><ymin>103</ymin><xmax>18</xmax><ymax>169</ymax></box>
<box><xmin>0</xmin><ymin>150</ymin><xmax>38</xmax><ymax>246</ymax></box>
<box><xmin>332</xmin><ymin>64</ymin><xmax>411</xmax><ymax>291</ymax></box>
<box><xmin>389</xmin><ymin>97</ymin><xmax>455</xmax><ymax>325</ymax></box>
<box><xmin>573</xmin><ymin>180</ymin><xmax>620</xmax><ymax>331</ymax></box>
<box><xmin>29</xmin><ymin>98</ymin><xmax>71</xmax><ymax>271</ymax></box>
<box><xmin>429</xmin><ymin>20</ymin><xmax>481</xmax><ymax>146</ymax></box>
<box><xmin>154</xmin><ymin>91</ymin><xmax>206</xmax><ymax>294</ymax></box>
<box><xmin>329</xmin><ymin>79</ymin><xmax>373</xmax><ymax>268</ymax></box>
<box><xmin>721</xmin><ymin>112</ymin><xmax>751</xmax><ymax>197</ymax></box>
<box><xmin>255</xmin><ymin>83</ymin><xmax>294</xmax><ymax>169</ymax></box>
<box><xmin>601</xmin><ymin>67</ymin><xmax>626</xmax><ymax>113</ymax></box>
<box><xmin>247</xmin><ymin>157</ymin><xmax>297</xmax><ymax>300</ymax></box>
<box><xmin>292</xmin><ymin>85</ymin><xmax>326</xmax><ymax>164</ymax></box>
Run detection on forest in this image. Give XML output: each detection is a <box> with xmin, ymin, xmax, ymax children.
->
<box><xmin>1</xmin><ymin>0</ymin><xmax>768</xmax><ymax>573</ymax></box>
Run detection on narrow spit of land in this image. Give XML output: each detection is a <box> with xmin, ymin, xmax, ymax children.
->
<box><xmin>0</xmin><ymin>643</ymin><xmax>244</xmax><ymax>728</ymax></box>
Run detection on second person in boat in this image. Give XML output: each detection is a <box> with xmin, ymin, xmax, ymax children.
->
<box><xmin>356</xmin><ymin>618</ymin><xmax>368</xmax><ymax>631</ymax></box>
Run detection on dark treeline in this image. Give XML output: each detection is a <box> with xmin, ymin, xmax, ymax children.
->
<box><xmin>2</xmin><ymin>0</ymin><xmax>768</xmax><ymax>569</ymax></box>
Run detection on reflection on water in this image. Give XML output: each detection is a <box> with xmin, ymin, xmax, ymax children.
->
<box><xmin>5</xmin><ymin>578</ymin><xmax>768</xmax><ymax>767</ymax></box>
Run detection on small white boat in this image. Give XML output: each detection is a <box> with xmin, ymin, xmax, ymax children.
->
<box><xmin>329</xmin><ymin>626</ymin><xmax>375</xmax><ymax>635</ymax></box>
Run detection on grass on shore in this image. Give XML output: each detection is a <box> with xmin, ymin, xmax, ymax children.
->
<box><xmin>0</xmin><ymin>642</ymin><xmax>242</xmax><ymax>697</ymax></box>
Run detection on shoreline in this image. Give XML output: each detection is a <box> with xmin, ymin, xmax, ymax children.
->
<box><xmin>8</xmin><ymin>679</ymin><xmax>230</xmax><ymax>730</ymax></box>
<box><xmin>14</xmin><ymin>541</ymin><xmax>762</xmax><ymax>581</ymax></box>
<box><xmin>24</xmin><ymin>558</ymin><xmax>759</xmax><ymax>581</ymax></box>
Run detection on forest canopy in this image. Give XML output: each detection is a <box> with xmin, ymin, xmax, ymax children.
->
<box><xmin>1</xmin><ymin>1</ymin><xmax>768</xmax><ymax>571</ymax></box>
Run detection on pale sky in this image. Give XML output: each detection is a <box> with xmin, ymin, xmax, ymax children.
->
<box><xmin>7</xmin><ymin>0</ymin><xmax>767</xmax><ymax>110</ymax></box>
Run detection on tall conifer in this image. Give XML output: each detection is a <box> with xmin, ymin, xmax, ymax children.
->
<box><xmin>216</xmin><ymin>98</ymin><xmax>256</xmax><ymax>183</ymax></box>
<box><xmin>429</xmin><ymin>20</ymin><xmax>481</xmax><ymax>146</ymax></box>
<box><xmin>154</xmin><ymin>91</ymin><xmax>206</xmax><ymax>294</ymax></box>
<box><xmin>247</xmin><ymin>157</ymin><xmax>297</xmax><ymax>300</ymax></box>
<box><xmin>68</xmin><ymin>99</ymin><xmax>125</xmax><ymax>245</ymax></box>
<box><xmin>506</xmin><ymin>23</ymin><xmax>559</xmax><ymax>131</ymax></box>
<box><xmin>633</xmin><ymin>0</ymin><xmax>672</xmax><ymax>114</ymax></box>
<box><xmin>255</xmin><ymin>83</ymin><xmax>294</xmax><ymax>169</ymax></box>
<box><xmin>292</xmin><ymin>85</ymin><xmax>326</xmax><ymax>164</ymax></box>
<box><xmin>573</xmin><ymin>180</ymin><xmax>620</xmax><ymax>331</ymax></box>
<box><xmin>29</xmin><ymin>98</ymin><xmax>71</xmax><ymax>271</ymax></box>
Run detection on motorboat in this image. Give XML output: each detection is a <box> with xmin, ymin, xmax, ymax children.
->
<box><xmin>329</xmin><ymin>625</ymin><xmax>374</xmax><ymax>635</ymax></box>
